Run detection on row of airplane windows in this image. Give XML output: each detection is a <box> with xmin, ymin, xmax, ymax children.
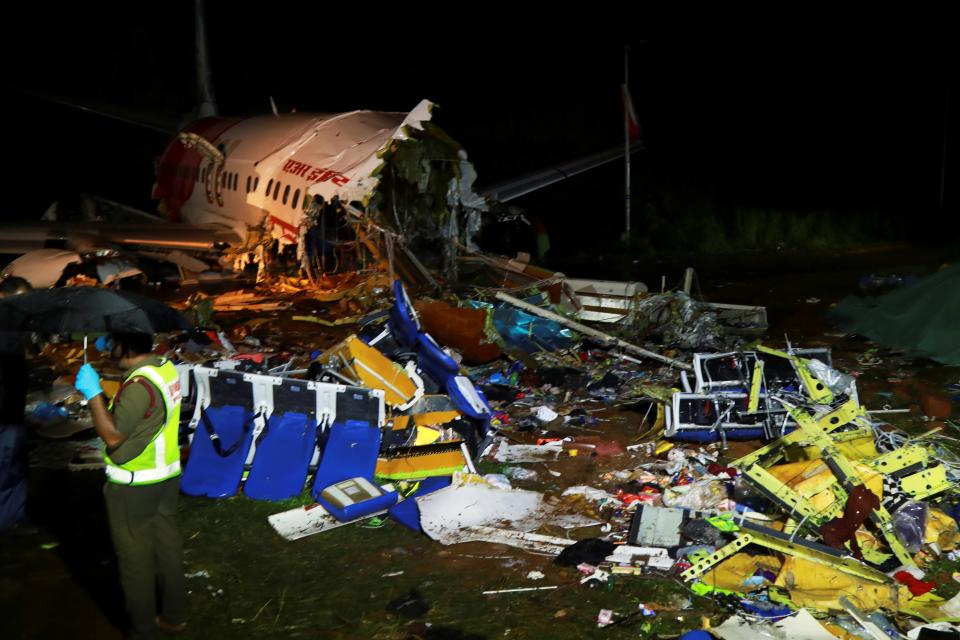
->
<box><xmin>173</xmin><ymin>164</ymin><xmax>308</xmax><ymax>210</ymax></box>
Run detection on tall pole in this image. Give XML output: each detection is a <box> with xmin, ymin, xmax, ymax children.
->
<box><xmin>940</xmin><ymin>86</ymin><xmax>950</xmax><ymax>210</ymax></box>
<box><xmin>623</xmin><ymin>45</ymin><xmax>631</xmax><ymax>244</ymax></box>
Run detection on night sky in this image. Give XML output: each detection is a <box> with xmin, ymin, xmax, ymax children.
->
<box><xmin>2</xmin><ymin>8</ymin><xmax>956</xmax><ymax>252</ymax></box>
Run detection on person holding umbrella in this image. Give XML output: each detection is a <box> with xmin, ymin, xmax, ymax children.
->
<box><xmin>75</xmin><ymin>332</ymin><xmax>188</xmax><ymax>638</ymax></box>
<box><xmin>0</xmin><ymin>277</ymin><xmax>32</xmax><ymax>535</ymax></box>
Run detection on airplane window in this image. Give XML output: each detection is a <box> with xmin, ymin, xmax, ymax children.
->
<box><xmin>292</xmin><ymin>189</ymin><xmax>300</xmax><ymax>209</ymax></box>
<box><xmin>282</xmin><ymin>185</ymin><xmax>290</xmax><ymax>205</ymax></box>
<box><xmin>253</xmin><ymin>177</ymin><xmax>259</xmax><ymax>192</ymax></box>
<box><xmin>266</xmin><ymin>179</ymin><xmax>273</xmax><ymax>195</ymax></box>
<box><xmin>232</xmin><ymin>173</ymin><xmax>238</xmax><ymax>191</ymax></box>
<box><xmin>246</xmin><ymin>176</ymin><xmax>251</xmax><ymax>192</ymax></box>
<box><xmin>273</xmin><ymin>181</ymin><xmax>281</xmax><ymax>200</ymax></box>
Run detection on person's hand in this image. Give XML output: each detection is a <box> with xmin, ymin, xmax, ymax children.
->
<box><xmin>75</xmin><ymin>364</ymin><xmax>104</xmax><ymax>400</ymax></box>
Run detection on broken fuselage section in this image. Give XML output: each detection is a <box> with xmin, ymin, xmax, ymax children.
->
<box><xmin>153</xmin><ymin>99</ymin><xmax>488</xmax><ymax>287</ymax></box>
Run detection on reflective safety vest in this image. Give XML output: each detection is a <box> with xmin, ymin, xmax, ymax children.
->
<box><xmin>104</xmin><ymin>359</ymin><xmax>183</xmax><ymax>485</ymax></box>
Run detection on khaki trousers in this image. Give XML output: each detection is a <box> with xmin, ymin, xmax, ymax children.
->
<box><xmin>104</xmin><ymin>476</ymin><xmax>186</xmax><ymax>640</ymax></box>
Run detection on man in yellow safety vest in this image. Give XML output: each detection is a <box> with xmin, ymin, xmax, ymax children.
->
<box><xmin>76</xmin><ymin>332</ymin><xmax>187</xmax><ymax>639</ymax></box>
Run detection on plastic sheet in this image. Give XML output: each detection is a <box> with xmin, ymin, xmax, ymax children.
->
<box><xmin>805</xmin><ymin>358</ymin><xmax>856</xmax><ymax>395</ymax></box>
<box><xmin>627</xmin><ymin>292</ymin><xmax>722</xmax><ymax>350</ymax></box>
<box><xmin>893</xmin><ymin>501</ymin><xmax>929</xmax><ymax>554</ymax></box>
<box><xmin>661</xmin><ymin>478</ymin><xmax>729</xmax><ymax>510</ymax></box>
<box><xmin>467</xmin><ymin>299</ymin><xmax>576</xmax><ymax>354</ymax></box>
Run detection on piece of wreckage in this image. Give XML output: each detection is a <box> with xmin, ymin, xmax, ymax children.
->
<box><xmin>0</xmin><ymin>193</ymin><xmax>241</xmax><ymax>287</ymax></box>
<box><xmin>1</xmin><ymin>98</ymin><xmax>638</xmax><ymax>292</ymax></box>
<box><xmin>165</xmin><ymin>279</ymin><xmax>499</xmax><ymax>535</ymax></box>
<box><xmin>535</xmin><ymin>343</ymin><xmax>960</xmax><ymax>629</ymax></box>
<box><xmin>4</xmin><ymin>89</ymin><xmax>767</xmax><ymax>353</ymax></box>
<box><xmin>657</xmin><ymin>353</ymin><xmax>960</xmax><ymax>623</ymax></box>
<box><xmin>166</xmin><ymin>272</ymin><xmax>743</xmax><ymax>529</ymax></box>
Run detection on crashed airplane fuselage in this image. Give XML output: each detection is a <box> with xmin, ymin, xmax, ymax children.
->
<box><xmin>153</xmin><ymin>100</ymin><xmax>474</xmax><ymax>251</ymax></box>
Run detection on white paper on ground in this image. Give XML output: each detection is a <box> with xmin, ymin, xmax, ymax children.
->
<box><xmin>267</xmin><ymin>502</ymin><xmax>386</xmax><ymax>541</ymax></box>
<box><xmin>606</xmin><ymin>545</ymin><xmax>669</xmax><ymax>561</ymax></box>
<box><xmin>491</xmin><ymin>440</ymin><xmax>562</xmax><ymax>463</ymax></box>
<box><xmin>533</xmin><ymin>406</ymin><xmax>559</xmax><ymax>422</ymax></box>
<box><xmin>417</xmin><ymin>481</ymin><xmax>597</xmax><ymax>547</ymax></box>
<box><xmin>712</xmin><ymin>608</ymin><xmax>836</xmax><ymax>640</ymax></box>
<box><xmin>418</xmin><ymin>483</ymin><xmax>544</xmax><ymax>535</ymax></box>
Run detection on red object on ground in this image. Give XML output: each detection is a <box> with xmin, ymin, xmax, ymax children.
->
<box><xmin>615</xmin><ymin>489</ymin><xmax>646</xmax><ymax>505</ymax></box>
<box><xmin>894</xmin><ymin>571</ymin><xmax>936</xmax><ymax>596</ymax></box>
<box><xmin>820</xmin><ymin>485</ymin><xmax>880</xmax><ymax>559</ymax></box>
<box><xmin>708</xmin><ymin>463</ymin><xmax>738</xmax><ymax>477</ymax></box>
<box><xmin>920</xmin><ymin>391</ymin><xmax>953</xmax><ymax>419</ymax></box>
<box><xmin>232</xmin><ymin>353</ymin><xmax>264</xmax><ymax>364</ymax></box>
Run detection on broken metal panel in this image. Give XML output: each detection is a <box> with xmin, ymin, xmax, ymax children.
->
<box><xmin>704</xmin><ymin>302</ymin><xmax>769</xmax><ymax>336</ymax></box>
<box><xmin>559</xmin><ymin>278</ymin><xmax>648</xmax><ymax>323</ymax></box>
<box><xmin>94</xmin><ymin>259</ymin><xmax>142</xmax><ymax>285</ymax></box>
<box><xmin>1</xmin><ymin>249</ymin><xmax>82</xmax><ymax>288</ymax></box>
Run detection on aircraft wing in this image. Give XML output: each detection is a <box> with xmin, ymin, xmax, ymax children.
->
<box><xmin>0</xmin><ymin>222</ymin><xmax>240</xmax><ymax>255</ymax></box>
<box><xmin>478</xmin><ymin>141</ymin><xmax>644</xmax><ymax>202</ymax></box>
<box><xmin>15</xmin><ymin>87</ymin><xmax>180</xmax><ymax>135</ymax></box>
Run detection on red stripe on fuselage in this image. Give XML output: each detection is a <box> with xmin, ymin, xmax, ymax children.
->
<box><xmin>154</xmin><ymin>116</ymin><xmax>243</xmax><ymax>221</ymax></box>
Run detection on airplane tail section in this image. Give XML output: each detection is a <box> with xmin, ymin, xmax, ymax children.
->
<box><xmin>478</xmin><ymin>141</ymin><xmax>644</xmax><ymax>203</ymax></box>
<box><xmin>194</xmin><ymin>0</ymin><xmax>218</xmax><ymax>118</ymax></box>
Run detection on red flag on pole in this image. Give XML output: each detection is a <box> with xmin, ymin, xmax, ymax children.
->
<box><xmin>621</xmin><ymin>83</ymin><xmax>641</xmax><ymax>141</ymax></box>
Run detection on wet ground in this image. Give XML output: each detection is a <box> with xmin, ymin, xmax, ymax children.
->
<box><xmin>3</xmin><ymin>243</ymin><xmax>959</xmax><ymax>639</ymax></box>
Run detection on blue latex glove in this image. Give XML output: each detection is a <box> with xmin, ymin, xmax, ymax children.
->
<box><xmin>75</xmin><ymin>364</ymin><xmax>104</xmax><ymax>400</ymax></box>
<box><xmin>95</xmin><ymin>335</ymin><xmax>113</xmax><ymax>353</ymax></box>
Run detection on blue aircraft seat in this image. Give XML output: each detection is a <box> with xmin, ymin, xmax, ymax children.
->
<box><xmin>388</xmin><ymin>280</ymin><xmax>421</xmax><ymax>349</ymax></box>
<box><xmin>311</xmin><ymin>419</ymin><xmax>397</xmax><ymax>521</ymax></box>
<box><xmin>414</xmin><ymin>333</ymin><xmax>460</xmax><ymax>388</ymax></box>
<box><xmin>244</xmin><ymin>378</ymin><xmax>319</xmax><ymax>501</ymax></box>
<box><xmin>181</xmin><ymin>370</ymin><xmax>257</xmax><ymax>498</ymax></box>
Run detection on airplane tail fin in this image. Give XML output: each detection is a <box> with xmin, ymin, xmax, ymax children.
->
<box><xmin>194</xmin><ymin>0</ymin><xmax>218</xmax><ymax>118</ymax></box>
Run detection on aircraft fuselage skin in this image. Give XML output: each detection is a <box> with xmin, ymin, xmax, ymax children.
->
<box><xmin>152</xmin><ymin>108</ymin><xmax>414</xmax><ymax>245</ymax></box>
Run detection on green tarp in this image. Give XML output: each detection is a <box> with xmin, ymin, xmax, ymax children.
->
<box><xmin>830</xmin><ymin>262</ymin><xmax>960</xmax><ymax>366</ymax></box>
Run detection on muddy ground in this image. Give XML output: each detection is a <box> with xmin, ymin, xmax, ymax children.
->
<box><xmin>3</xmin><ymin>243</ymin><xmax>960</xmax><ymax>639</ymax></box>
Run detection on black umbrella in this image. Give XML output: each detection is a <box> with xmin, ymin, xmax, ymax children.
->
<box><xmin>0</xmin><ymin>287</ymin><xmax>193</xmax><ymax>334</ymax></box>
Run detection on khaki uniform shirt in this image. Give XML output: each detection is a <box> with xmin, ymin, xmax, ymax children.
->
<box><xmin>107</xmin><ymin>355</ymin><xmax>167</xmax><ymax>465</ymax></box>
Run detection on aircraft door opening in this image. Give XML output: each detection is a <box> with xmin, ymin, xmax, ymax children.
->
<box><xmin>205</xmin><ymin>160</ymin><xmax>224</xmax><ymax>207</ymax></box>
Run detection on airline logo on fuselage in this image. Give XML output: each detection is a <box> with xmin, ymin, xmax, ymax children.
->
<box><xmin>282</xmin><ymin>159</ymin><xmax>350</xmax><ymax>186</ymax></box>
